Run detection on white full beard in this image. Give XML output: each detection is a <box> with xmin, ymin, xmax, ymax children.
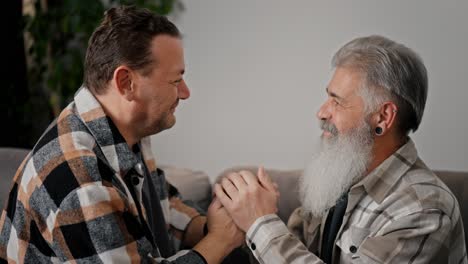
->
<box><xmin>299</xmin><ymin>121</ymin><xmax>374</xmax><ymax>217</ymax></box>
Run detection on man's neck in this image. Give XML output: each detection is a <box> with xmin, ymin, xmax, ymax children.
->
<box><xmin>366</xmin><ymin>135</ymin><xmax>407</xmax><ymax>176</ymax></box>
<box><xmin>95</xmin><ymin>92</ymin><xmax>139</xmax><ymax>149</ymax></box>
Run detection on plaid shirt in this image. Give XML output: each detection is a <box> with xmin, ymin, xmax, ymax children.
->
<box><xmin>0</xmin><ymin>87</ymin><xmax>205</xmax><ymax>263</ymax></box>
<box><xmin>246</xmin><ymin>139</ymin><xmax>467</xmax><ymax>263</ymax></box>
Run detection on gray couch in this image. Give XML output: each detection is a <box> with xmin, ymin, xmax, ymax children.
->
<box><xmin>1</xmin><ymin>148</ymin><xmax>467</xmax><ymax>253</ymax></box>
<box><xmin>0</xmin><ymin>148</ymin><xmax>30</xmax><ymax>207</ymax></box>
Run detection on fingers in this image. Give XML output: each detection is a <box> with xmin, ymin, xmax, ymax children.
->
<box><xmin>209</xmin><ymin>196</ymin><xmax>222</xmax><ymax>210</ymax></box>
<box><xmin>221</xmin><ymin>176</ymin><xmax>238</xmax><ymax>199</ymax></box>
<box><xmin>227</xmin><ymin>172</ymin><xmax>248</xmax><ymax>190</ymax></box>
<box><xmin>258</xmin><ymin>166</ymin><xmax>276</xmax><ymax>192</ymax></box>
<box><xmin>237</xmin><ymin>170</ymin><xmax>258</xmax><ymax>186</ymax></box>
<box><xmin>272</xmin><ymin>182</ymin><xmax>279</xmax><ymax>190</ymax></box>
<box><xmin>272</xmin><ymin>182</ymin><xmax>280</xmax><ymax>198</ymax></box>
<box><xmin>214</xmin><ymin>183</ymin><xmax>232</xmax><ymax>209</ymax></box>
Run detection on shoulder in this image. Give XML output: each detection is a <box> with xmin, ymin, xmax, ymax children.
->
<box><xmin>22</xmin><ymin>104</ymin><xmax>114</xmax><ymax>209</ymax></box>
<box><xmin>33</xmin><ymin>104</ymin><xmax>96</xmax><ymax>156</ymax></box>
<box><xmin>384</xmin><ymin>158</ymin><xmax>459</xmax><ymax>221</ymax></box>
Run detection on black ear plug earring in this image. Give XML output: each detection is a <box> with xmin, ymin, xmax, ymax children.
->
<box><xmin>375</xmin><ymin>127</ymin><xmax>383</xmax><ymax>135</ymax></box>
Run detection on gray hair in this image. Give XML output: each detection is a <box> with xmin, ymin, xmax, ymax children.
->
<box><xmin>332</xmin><ymin>35</ymin><xmax>428</xmax><ymax>135</ymax></box>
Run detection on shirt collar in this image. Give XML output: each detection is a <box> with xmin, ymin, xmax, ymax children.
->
<box><xmin>351</xmin><ymin>138</ymin><xmax>419</xmax><ymax>204</ymax></box>
<box><xmin>73</xmin><ymin>87</ymin><xmax>156</xmax><ymax>177</ymax></box>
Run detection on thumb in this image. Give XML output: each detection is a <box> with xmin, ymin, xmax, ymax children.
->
<box><xmin>210</xmin><ymin>197</ymin><xmax>222</xmax><ymax>209</ymax></box>
<box><xmin>258</xmin><ymin>166</ymin><xmax>275</xmax><ymax>192</ymax></box>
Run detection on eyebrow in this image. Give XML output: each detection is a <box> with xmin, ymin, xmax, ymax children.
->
<box><xmin>326</xmin><ymin>87</ymin><xmax>344</xmax><ymax>101</ymax></box>
<box><xmin>171</xmin><ymin>69</ymin><xmax>185</xmax><ymax>83</ymax></box>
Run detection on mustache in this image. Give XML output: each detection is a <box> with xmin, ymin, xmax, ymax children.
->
<box><xmin>320</xmin><ymin>120</ymin><xmax>338</xmax><ymax>136</ymax></box>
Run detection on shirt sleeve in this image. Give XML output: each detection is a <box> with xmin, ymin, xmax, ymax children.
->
<box><xmin>43</xmin><ymin>182</ymin><xmax>206</xmax><ymax>263</ymax></box>
<box><xmin>165</xmin><ymin>181</ymin><xmax>207</xmax><ymax>252</ymax></box>
<box><xmin>245</xmin><ymin>214</ymin><xmax>325</xmax><ymax>264</ymax></box>
<box><xmin>167</xmin><ymin>184</ymin><xmax>203</xmax><ymax>232</ymax></box>
<box><xmin>245</xmin><ymin>211</ymin><xmax>467</xmax><ymax>264</ymax></box>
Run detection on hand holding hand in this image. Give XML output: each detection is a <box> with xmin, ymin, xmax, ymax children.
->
<box><xmin>206</xmin><ymin>197</ymin><xmax>245</xmax><ymax>250</ymax></box>
<box><xmin>193</xmin><ymin>198</ymin><xmax>245</xmax><ymax>263</ymax></box>
<box><xmin>214</xmin><ymin>167</ymin><xmax>279</xmax><ymax>232</ymax></box>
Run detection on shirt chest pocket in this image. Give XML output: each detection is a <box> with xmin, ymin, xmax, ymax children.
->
<box><xmin>336</xmin><ymin>226</ymin><xmax>371</xmax><ymax>260</ymax></box>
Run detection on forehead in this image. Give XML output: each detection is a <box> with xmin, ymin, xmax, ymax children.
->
<box><xmin>327</xmin><ymin>67</ymin><xmax>364</xmax><ymax>97</ymax></box>
<box><xmin>150</xmin><ymin>35</ymin><xmax>185</xmax><ymax>72</ymax></box>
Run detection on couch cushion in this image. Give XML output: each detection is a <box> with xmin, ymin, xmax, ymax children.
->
<box><xmin>160</xmin><ymin>165</ymin><xmax>212</xmax><ymax>211</ymax></box>
<box><xmin>0</xmin><ymin>148</ymin><xmax>30</xmax><ymax>207</ymax></box>
<box><xmin>434</xmin><ymin>170</ymin><xmax>468</xmax><ymax>245</ymax></box>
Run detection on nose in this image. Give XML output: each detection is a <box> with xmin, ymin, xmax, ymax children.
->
<box><xmin>316</xmin><ymin>99</ymin><xmax>331</xmax><ymax>121</ymax></box>
<box><xmin>177</xmin><ymin>80</ymin><xmax>190</xmax><ymax>100</ymax></box>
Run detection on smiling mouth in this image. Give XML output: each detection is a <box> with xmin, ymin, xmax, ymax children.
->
<box><xmin>322</xmin><ymin>130</ymin><xmax>332</xmax><ymax>137</ymax></box>
<box><xmin>171</xmin><ymin>101</ymin><xmax>179</xmax><ymax>112</ymax></box>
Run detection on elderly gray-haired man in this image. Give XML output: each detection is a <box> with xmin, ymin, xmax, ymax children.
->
<box><xmin>215</xmin><ymin>35</ymin><xmax>467</xmax><ymax>263</ymax></box>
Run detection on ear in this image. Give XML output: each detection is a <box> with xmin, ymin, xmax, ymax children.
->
<box><xmin>374</xmin><ymin>101</ymin><xmax>398</xmax><ymax>136</ymax></box>
<box><xmin>114</xmin><ymin>66</ymin><xmax>135</xmax><ymax>101</ymax></box>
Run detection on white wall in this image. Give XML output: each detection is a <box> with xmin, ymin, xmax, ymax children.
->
<box><xmin>152</xmin><ymin>0</ymin><xmax>468</xmax><ymax>181</ymax></box>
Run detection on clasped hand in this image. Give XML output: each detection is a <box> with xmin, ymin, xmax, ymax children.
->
<box><xmin>214</xmin><ymin>167</ymin><xmax>279</xmax><ymax>232</ymax></box>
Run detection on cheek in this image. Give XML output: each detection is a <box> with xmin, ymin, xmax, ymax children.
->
<box><xmin>335</xmin><ymin>113</ymin><xmax>360</xmax><ymax>133</ymax></box>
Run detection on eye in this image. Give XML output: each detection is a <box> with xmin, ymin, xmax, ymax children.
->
<box><xmin>170</xmin><ymin>79</ymin><xmax>182</xmax><ymax>87</ymax></box>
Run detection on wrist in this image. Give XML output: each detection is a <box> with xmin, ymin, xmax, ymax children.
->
<box><xmin>186</xmin><ymin>214</ymin><xmax>203</xmax><ymax>230</ymax></box>
<box><xmin>183</xmin><ymin>215</ymin><xmax>206</xmax><ymax>247</ymax></box>
<box><xmin>205</xmin><ymin>232</ymin><xmax>236</xmax><ymax>255</ymax></box>
<box><xmin>194</xmin><ymin>233</ymin><xmax>234</xmax><ymax>263</ymax></box>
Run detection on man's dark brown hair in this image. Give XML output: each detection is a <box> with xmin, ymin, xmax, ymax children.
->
<box><xmin>83</xmin><ymin>5</ymin><xmax>180</xmax><ymax>94</ymax></box>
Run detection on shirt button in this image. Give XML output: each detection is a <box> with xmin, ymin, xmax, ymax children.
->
<box><xmin>132</xmin><ymin>176</ymin><xmax>140</xmax><ymax>185</ymax></box>
<box><xmin>349</xmin><ymin>245</ymin><xmax>357</xmax><ymax>253</ymax></box>
<box><xmin>135</xmin><ymin>163</ymin><xmax>144</xmax><ymax>175</ymax></box>
<box><xmin>250</xmin><ymin>242</ymin><xmax>256</xmax><ymax>250</ymax></box>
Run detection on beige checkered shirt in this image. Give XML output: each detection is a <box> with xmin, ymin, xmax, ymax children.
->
<box><xmin>246</xmin><ymin>139</ymin><xmax>467</xmax><ymax>263</ymax></box>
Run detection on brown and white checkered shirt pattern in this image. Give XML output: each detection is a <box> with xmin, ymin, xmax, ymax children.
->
<box><xmin>246</xmin><ymin>139</ymin><xmax>467</xmax><ymax>263</ymax></box>
<box><xmin>0</xmin><ymin>87</ymin><xmax>205</xmax><ymax>263</ymax></box>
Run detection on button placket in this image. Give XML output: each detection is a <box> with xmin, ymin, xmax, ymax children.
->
<box><xmin>247</xmin><ymin>238</ymin><xmax>256</xmax><ymax>250</ymax></box>
<box><xmin>135</xmin><ymin>163</ymin><xmax>145</xmax><ymax>175</ymax></box>
<box><xmin>250</xmin><ymin>242</ymin><xmax>256</xmax><ymax>250</ymax></box>
<box><xmin>132</xmin><ymin>163</ymin><xmax>145</xmax><ymax>203</ymax></box>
